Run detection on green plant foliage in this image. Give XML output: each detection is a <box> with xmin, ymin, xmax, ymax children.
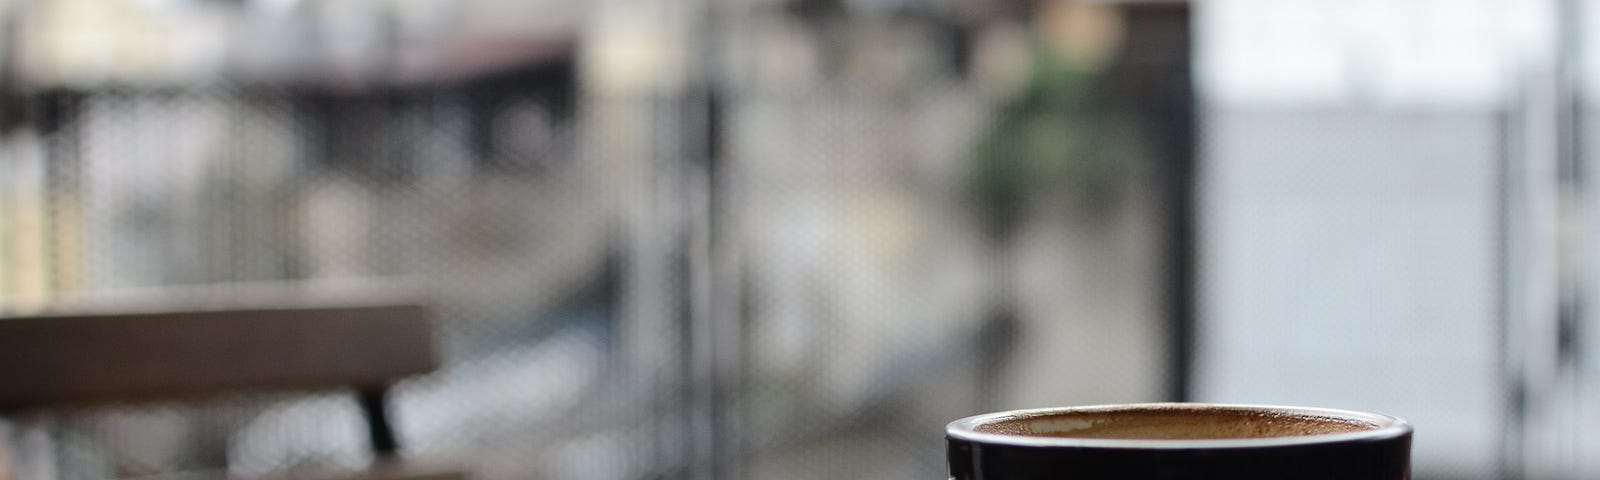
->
<box><xmin>969</xmin><ymin>41</ymin><xmax>1142</xmax><ymax>240</ymax></box>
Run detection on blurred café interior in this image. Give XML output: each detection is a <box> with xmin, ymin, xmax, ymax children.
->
<box><xmin>2</xmin><ymin>0</ymin><xmax>1600</xmax><ymax>478</ymax></box>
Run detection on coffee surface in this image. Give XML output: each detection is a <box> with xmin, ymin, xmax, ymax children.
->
<box><xmin>973</xmin><ymin>406</ymin><xmax>1381</xmax><ymax>440</ymax></box>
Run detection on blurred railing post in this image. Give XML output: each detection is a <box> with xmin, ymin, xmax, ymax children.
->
<box><xmin>1120</xmin><ymin>2</ymin><xmax>1196</xmax><ymax>403</ymax></box>
<box><xmin>1501</xmin><ymin>0</ymin><xmax>1587</xmax><ymax>475</ymax></box>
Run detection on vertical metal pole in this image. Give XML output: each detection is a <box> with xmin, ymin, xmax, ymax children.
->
<box><xmin>1505</xmin><ymin>0</ymin><xmax>1585</xmax><ymax>475</ymax></box>
<box><xmin>1498</xmin><ymin>100</ymin><xmax>1528</xmax><ymax>480</ymax></box>
<box><xmin>685</xmin><ymin>0</ymin><xmax>742</xmax><ymax>477</ymax></box>
<box><xmin>38</xmin><ymin>91</ymin><xmax>80</xmax><ymax>300</ymax></box>
<box><xmin>1150</xmin><ymin>5</ymin><xmax>1198</xmax><ymax>403</ymax></box>
<box><xmin>1554</xmin><ymin>0</ymin><xmax>1586</xmax><ymax>475</ymax></box>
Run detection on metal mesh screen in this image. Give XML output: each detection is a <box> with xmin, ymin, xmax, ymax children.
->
<box><xmin>729</xmin><ymin>85</ymin><xmax>992</xmax><ymax>479</ymax></box>
<box><xmin>17</xmin><ymin>1</ymin><xmax>1600</xmax><ymax>479</ymax></box>
<box><xmin>1195</xmin><ymin>108</ymin><xmax>1508</xmax><ymax>479</ymax></box>
<box><xmin>0</xmin><ymin>2</ymin><xmax>1183</xmax><ymax>480</ymax></box>
<box><xmin>0</xmin><ymin>82</ymin><xmax>671</xmax><ymax>478</ymax></box>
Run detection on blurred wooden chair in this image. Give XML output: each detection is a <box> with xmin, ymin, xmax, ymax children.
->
<box><xmin>0</xmin><ymin>301</ymin><xmax>465</xmax><ymax>480</ymax></box>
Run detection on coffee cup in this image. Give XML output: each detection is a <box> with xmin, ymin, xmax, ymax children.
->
<box><xmin>946</xmin><ymin>403</ymin><xmax>1411</xmax><ymax>479</ymax></box>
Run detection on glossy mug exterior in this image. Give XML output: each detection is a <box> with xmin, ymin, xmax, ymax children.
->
<box><xmin>947</xmin><ymin>403</ymin><xmax>1412</xmax><ymax>480</ymax></box>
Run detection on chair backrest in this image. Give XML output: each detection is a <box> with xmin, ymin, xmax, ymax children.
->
<box><xmin>0</xmin><ymin>303</ymin><xmax>437</xmax><ymax>412</ymax></box>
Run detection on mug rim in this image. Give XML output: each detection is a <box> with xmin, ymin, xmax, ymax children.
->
<box><xmin>946</xmin><ymin>403</ymin><xmax>1412</xmax><ymax>450</ymax></box>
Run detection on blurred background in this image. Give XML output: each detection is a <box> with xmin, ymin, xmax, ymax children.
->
<box><xmin>0</xmin><ymin>0</ymin><xmax>1595</xmax><ymax>478</ymax></box>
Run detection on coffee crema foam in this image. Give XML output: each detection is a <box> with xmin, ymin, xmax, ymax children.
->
<box><xmin>973</xmin><ymin>406</ymin><xmax>1382</xmax><ymax>440</ymax></box>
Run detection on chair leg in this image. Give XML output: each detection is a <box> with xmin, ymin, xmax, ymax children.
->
<box><xmin>357</xmin><ymin>387</ymin><xmax>399</xmax><ymax>459</ymax></box>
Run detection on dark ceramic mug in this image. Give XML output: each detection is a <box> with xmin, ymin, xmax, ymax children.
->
<box><xmin>946</xmin><ymin>403</ymin><xmax>1411</xmax><ymax>480</ymax></box>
